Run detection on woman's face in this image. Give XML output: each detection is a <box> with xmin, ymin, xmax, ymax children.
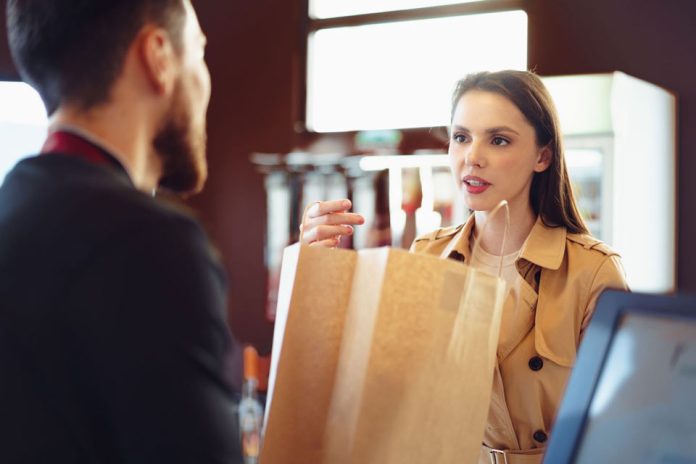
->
<box><xmin>448</xmin><ymin>90</ymin><xmax>551</xmax><ymax>213</ymax></box>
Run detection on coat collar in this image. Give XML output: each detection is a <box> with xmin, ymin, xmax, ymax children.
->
<box><xmin>519</xmin><ymin>216</ymin><xmax>567</xmax><ymax>270</ymax></box>
<box><xmin>448</xmin><ymin>214</ymin><xmax>567</xmax><ymax>270</ymax></box>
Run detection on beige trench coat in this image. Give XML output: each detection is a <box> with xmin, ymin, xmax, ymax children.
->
<box><xmin>411</xmin><ymin>215</ymin><xmax>628</xmax><ymax>464</ymax></box>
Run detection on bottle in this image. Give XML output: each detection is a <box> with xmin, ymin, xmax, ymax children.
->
<box><xmin>239</xmin><ymin>346</ymin><xmax>264</xmax><ymax>464</ymax></box>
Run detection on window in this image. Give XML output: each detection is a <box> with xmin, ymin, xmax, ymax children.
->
<box><xmin>310</xmin><ymin>0</ymin><xmax>486</xmax><ymax>19</ymax></box>
<box><xmin>0</xmin><ymin>82</ymin><xmax>48</xmax><ymax>183</ymax></box>
<box><xmin>305</xmin><ymin>0</ymin><xmax>527</xmax><ymax>132</ymax></box>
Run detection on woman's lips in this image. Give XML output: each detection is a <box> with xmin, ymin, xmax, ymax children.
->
<box><xmin>463</xmin><ymin>175</ymin><xmax>491</xmax><ymax>194</ymax></box>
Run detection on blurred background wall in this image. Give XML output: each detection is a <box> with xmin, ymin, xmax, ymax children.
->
<box><xmin>1</xmin><ymin>0</ymin><xmax>694</xmax><ymax>352</ymax></box>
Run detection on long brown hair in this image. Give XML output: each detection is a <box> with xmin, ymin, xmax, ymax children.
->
<box><xmin>451</xmin><ymin>70</ymin><xmax>589</xmax><ymax>235</ymax></box>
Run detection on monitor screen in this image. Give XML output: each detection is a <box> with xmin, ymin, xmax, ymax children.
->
<box><xmin>544</xmin><ymin>291</ymin><xmax>696</xmax><ymax>464</ymax></box>
<box><xmin>574</xmin><ymin>312</ymin><xmax>696</xmax><ymax>463</ymax></box>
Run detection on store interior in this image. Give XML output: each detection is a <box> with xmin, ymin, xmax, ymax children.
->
<box><xmin>1</xmin><ymin>0</ymin><xmax>695</xmax><ymax>366</ymax></box>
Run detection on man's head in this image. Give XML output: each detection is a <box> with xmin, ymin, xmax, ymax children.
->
<box><xmin>151</xmin><ymin>0</ymin><xmax>211</xmax><ymax>194</ymax></box>
<box><xmin>6</xmin><ymin>0</ymin><xmax>188</xmax><ymax>115</ymax></box>
<box><xmin>6</xmin><ymin>0</ymin><xmax>212</xmax><ymax>195</ymax></box>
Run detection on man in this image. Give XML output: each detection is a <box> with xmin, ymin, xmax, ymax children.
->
<box><xmin>0</xmin><ymin>1</ymin><xmax>242</xmax><ymax>462</ymax></box>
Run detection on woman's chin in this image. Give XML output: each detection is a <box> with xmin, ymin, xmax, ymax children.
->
<box><xmin>464</xmin><ymin>196</ymin><xmax>499</xmax><ymax>213</ymax></box>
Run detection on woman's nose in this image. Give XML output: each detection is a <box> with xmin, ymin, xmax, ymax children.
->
<box><xmin>464</xmin><ymin>142</ymin><xmax>485</xmax><ymax>167</ymax></box>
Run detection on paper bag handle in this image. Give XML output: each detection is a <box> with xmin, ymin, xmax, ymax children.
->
<box><xmin>441</xmin><ymin>200</ymin><xmax>510</xmax><ymax>278</ymax></box>
<box><xmin>470</xmin><ymin>200</ymin><xmax>510</xmax><ymax>278</ymax></box>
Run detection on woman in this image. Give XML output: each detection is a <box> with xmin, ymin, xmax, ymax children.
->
<box><xmin>300</xmin><ymin>70</ymin><xmax>628</xmax><ymax>464</ymax></box>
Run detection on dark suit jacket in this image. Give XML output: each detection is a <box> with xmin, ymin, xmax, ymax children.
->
<box><xmin>0</xmin><ymin>154</ymin><xmax>242</xmax><ymax>463</ymax></box>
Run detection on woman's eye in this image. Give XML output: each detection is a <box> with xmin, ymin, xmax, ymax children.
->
<box><xmin>453</xmin><ymin>134</ymin><xmax>468</xmax><ymax>143</ymax></box>
<box><xmin>492</xmin><ymin>136</ymin><xmax>509</xmax><ymax>146</ymax></box>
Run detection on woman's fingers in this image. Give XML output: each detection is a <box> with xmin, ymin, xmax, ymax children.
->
<box><xmin>300</xmin><ymin>199</ymin><xmax>365</xmax><ymax>246</ymax></box>
<box><xmin>306</xmin><ymin>199</ymin><xmax>353</xmax><ymax>218</ymax></box>
<box><xmin>308</xmin><ymin>237</ymin><xmax>340</xmax><ymax>248</ymax></box>
<box><xmin>303</xmin><ymin>211</ymin><xmax>365</xmax><ymax>228</ymax></box>
<box><xmin>301</xmin><ymin>224</ymin><xmax>354</xmax><ymax>244</ymax></box>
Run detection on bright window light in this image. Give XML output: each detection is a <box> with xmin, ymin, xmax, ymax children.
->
<box><xmin>310</xmin><ymin>0</ymin><xmax>485</xmax><ymax>19</ymax></box>
<box><xmin>0</xmin><ymin>82</ymin><xmax>48</xmax><ymax>184</ymax></box>
<box><xmin>306</xmin><ymin>10</ymin><xmax>527</xmax><ymax>132</ymax></box>
<box><xmin>0</xmin><ymin>81</ymin><xmax>47</xmax><ymax>125</ymax></box>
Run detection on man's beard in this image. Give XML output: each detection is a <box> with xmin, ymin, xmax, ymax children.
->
<box><xmin>154</xmin><ymin>82</ymin><xmax>208</xmax><ymax>196</ymax></box>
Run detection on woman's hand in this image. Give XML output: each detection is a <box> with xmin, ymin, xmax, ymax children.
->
<box><xmin>300</xmin><ymin>199</ymin><xmax>365</xmax><ymax>247</ymax></box>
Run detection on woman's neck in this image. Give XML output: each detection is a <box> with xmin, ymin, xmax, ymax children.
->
<box><xmin>473</xmin><ymin>203</ymin><xmax>536</xmax><ymax>256</ymax></box>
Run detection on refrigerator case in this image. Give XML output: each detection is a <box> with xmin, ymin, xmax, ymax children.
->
<box><xmin>544</xmin><ymin>72</ymin><xmax>676</xmax><ymax>293</ymax></box>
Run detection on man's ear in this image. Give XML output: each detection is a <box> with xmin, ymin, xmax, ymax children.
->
<box><xmin>534</xmin><ymin>144</ymin><xmax>552</xmax><ymax>173</ymax></box>
<box><xmin>138</xmin><ymin>27</ymin><xmax>177</xmax><ymax>96</ymax></box>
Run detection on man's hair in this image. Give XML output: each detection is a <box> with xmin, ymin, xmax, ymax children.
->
<box><xmin>6</xmin><ymin>0</ymin><xmax>187</xmax><ymax>115</ymax></box>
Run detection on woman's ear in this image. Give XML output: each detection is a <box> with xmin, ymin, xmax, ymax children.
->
<box><xmin>534</xmin><ymin>145</ymin><xmax>552</xmax><ymax>173</ymax></box>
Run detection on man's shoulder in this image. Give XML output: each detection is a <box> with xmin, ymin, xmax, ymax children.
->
<box><xmin>7</xmin><ymin>154</ymin><xmax>198</xmax><ymax>225</ymax></box>
<box><xmin>1</xmin><ymin>155</ymin><xmax>209</xmax><ymax>260</ymax></box>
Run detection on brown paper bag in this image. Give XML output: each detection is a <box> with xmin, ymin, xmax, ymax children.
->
<box><xmin>262</xmin><ymin>242</ymin><xmax>505</xmax><ymax>464</ymax></box>
<box><xmin>322</xmin><ymin>247</ymin><xmax>505</xmax><ymax>464</ymax></box>
<box><xmin>261</xmin><ymin>243</ymin><xmax>357</xmax><ymax>464</ymax></box>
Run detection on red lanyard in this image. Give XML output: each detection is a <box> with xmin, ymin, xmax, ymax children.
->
<box><xmin>41</xmin><ymin>131</ymin><xmax>122</xmax><ymax>169</ymax></box>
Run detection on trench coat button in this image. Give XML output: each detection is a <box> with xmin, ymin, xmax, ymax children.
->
<box><xmin>448</xmin><ymin>250</ymin><xmax>466</xmax><ymax>262</ymax></box>
<box><xmin>528</xmin><ymin>356</ymin><xmax>544</xmax><ymax>371</ymax></box>
<box><xmin>533</xmin><ymin>430</ymin><xmax>548</xmax><ymax>443</ymax></box>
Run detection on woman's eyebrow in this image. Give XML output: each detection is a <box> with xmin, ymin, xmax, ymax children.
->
<box><xmin>451</xmin><ymin>125</ymin><xmax>520</xmax><ymax>135</ymax></box>
<box><xmin>486</xmin><ymin>126</ymin><xmax>519</xmax><ymax>135</ymax></box>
